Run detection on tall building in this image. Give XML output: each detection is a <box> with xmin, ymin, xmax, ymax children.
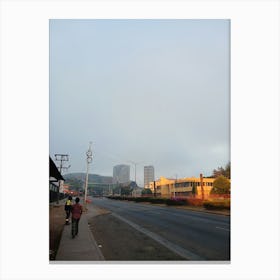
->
<box><xmin>144</xmin><ymin>165</ymin><xmax>155</xmax><ymax>188</ymax></box>
<box><xmin>113</xmin><ymin>164</ymin><xmax>130</xmax><ymax>184</ymax></box>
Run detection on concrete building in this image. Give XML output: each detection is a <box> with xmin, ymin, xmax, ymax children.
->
<box><xmin>113</xmin><ymin>164</ymin><xmax>130</xmax><ymax>184</ymax></box>
<box><xmin>146</xmin><ymin>176</ymin><xmax>216</xmax><ymax>199</ymax></box>
<box><xmin>144</xmin><ymin>165</ymin><xmax>155</xmax><ymax>188</ymax></box>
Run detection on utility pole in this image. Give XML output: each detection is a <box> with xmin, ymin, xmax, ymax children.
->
<box><xmin>55</xmin><ymin>154</ymin><xmax>70</xmax><ymax>204</ymax></box>
<box><xmin>84</xmin><ymin>142</ymin><xmax>93</xmax><ymax>211</ymax></box>
<box><xmin>200</xmin><ymin>173</ymin><xmax>205</xmax><ymax>200</ymax></box>
<box><xmin>174</xmin><ymin>174</ymin><xmax>177</xmax><ymax>198</ymax></box>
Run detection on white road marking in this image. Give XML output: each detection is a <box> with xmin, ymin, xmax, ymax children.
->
<box><xmin>216</xmin><ymin>226</ymin><xmax>230</xmax><ymax>231</ymax></box>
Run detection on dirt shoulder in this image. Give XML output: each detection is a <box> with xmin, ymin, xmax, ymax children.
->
<box><xmin>49</xmin><ymin>204</ymin><xmax>65</xmax><ymax>260</ymax></box>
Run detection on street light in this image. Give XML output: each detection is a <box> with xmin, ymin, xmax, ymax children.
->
<box><xmin>127</xmin><ymin>160</ymin><xmax>144</xmax><ymax>186</ymax></box>
<box><xmin>127</xmin><ymin>160</ymin><xmax>137</xmax><ymax>185</ymax></box>
<box><xmin>84</xmin><ymin>142</ymin><xmax>93</xmax><ymax>211</ymax></box>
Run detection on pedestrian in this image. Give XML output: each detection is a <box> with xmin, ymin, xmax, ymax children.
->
<box><xmin>64</xmin><ymin>195</ymin><xmax>72</xmax><ymax>225</ymax></box>
<box><xmin>71</xmin><ymin>197</ymin><xmax>83</xmax><ymax>238</ymax></box>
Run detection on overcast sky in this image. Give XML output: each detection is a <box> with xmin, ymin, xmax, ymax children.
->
<box><xmin>49</xmin><ymin>19</ymin><xmax>230</xmax><ymax>187</ymax></box>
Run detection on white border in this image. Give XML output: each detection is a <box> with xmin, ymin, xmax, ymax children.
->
<box><xmin>1</xmin><ymin>0</ymin><xmax>279</xmax><ymax>279</ymax></box>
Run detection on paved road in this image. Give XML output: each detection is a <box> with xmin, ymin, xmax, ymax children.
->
<box><xmin>91</xmin><ymin>197</ymin><xmax>230</xmax><ymax>261</ymax></box>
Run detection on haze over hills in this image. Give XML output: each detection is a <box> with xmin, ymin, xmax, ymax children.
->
<box><xmin>64</xmin><ymin>173</ymin><xmax>113</xmax><ymax>185</ymax></box>
<box><xmin>63</xmin><ymin>172</ymin><xmax>140</xmax><ymax>196</ymax></box>
<box><xmin>63</xmin><ymin>173</ymin><xmax>112</xmax><ymax>196</ymax></box>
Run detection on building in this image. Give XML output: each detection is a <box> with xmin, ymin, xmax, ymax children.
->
<box><xmin>147</xmin><ymin>176</ymin><xmax>216</xmax><ymax>199</ymax></box>
<box><xmin>144</xmin><ymin>165</ymin><xmax>155</xmax><ymax>188</ymax></box>
<box><xmin>49</xmin><ymin>156</ymin><xmax>65</xmax><ymax>202</ymax></box>
<box><xmin>113</xmin><ymin>164</ymin><xmax>130</xmax><ymax>184</ymax></box>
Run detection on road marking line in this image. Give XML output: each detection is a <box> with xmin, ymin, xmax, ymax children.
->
<box><xmin>112</xmin><ymin>213</ymin><xmax>204</xmax><ymax>261</ymax></box>
<box><xmin>216</xmin><ymin>226</ymin><xmax>230</xmax><ymax>231</ymax></box>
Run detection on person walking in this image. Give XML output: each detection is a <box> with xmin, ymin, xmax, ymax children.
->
<box><xmin>64</xmin><ymin>195</ymin><xmax>72</xmax><ymax>225</ymax></box>
<box><xmin>71</xmin><ymin>197</ymin><xmax>83</xmax><ymax>238</ymax></box>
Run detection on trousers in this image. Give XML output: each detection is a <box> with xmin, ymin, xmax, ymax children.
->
<box><xmin>65</xmin><ymin>209</ymin><xmax>71</xmax><ymax>224</ymax></box>
<box><xmin>71</xmin><ymin>217</ymin><xmax>80</xmax><ymax>237</ymax></box>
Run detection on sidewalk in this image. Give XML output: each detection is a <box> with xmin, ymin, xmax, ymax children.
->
<box><xmin>54</xmin><ymin>202</ymin><xmax>104</xmax><ymax>262</ymax></box>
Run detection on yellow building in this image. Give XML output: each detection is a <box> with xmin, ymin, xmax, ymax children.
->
<box><xmin>147</xmin><ymin>176</ymin><xmax>215</xmax><ymax>199</ymax></box>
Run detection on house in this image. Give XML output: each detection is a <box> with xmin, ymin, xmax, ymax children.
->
<box><xmin>49</xmin><ymin>156</ymin><xmax>65</xmax><ymax>202</ymax></box>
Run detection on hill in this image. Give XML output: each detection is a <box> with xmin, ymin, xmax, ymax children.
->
<box><xmin>64</xmin><ymin>172</ymin><xmax>112</xmax><ymax>183</ymax></box>
<box><xmin>63</xmin><ymin>173</ymin><xmax>142</xmax><ymax>196</ymax></box>
<box><xmin>63</xmin><ymin>173</ymin><xmax>113</xmax><ymax>190</ymax></box>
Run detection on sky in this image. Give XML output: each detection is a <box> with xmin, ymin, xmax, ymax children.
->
<box><xmin>49</xmin><ymin>19</ymin><xmax>230</xmax><ymax>187</ymax></box>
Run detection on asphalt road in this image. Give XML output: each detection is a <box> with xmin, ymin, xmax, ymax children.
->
<box><xmin>91</xmin><ymin>197</ymin><xmax>230</xmax><ymax>261</ymax></box>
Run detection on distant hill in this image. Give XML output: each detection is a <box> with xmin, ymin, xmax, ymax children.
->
<box><xmin>64</xmin><ymin>173</ymin><xmax>140</xmax><ymax>196</ymax></box>
<box><xmin>64</xmin><ymin>173</ymin><xmax>113</xmax><ymax>184</ymax></box>
<box><xmin>63</xmin><ymin>173</ymin><xmax>113</xmax><ymax>189</ymax></box>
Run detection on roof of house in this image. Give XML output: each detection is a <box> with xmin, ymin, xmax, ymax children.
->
<box><xmin>49</xmin><ymin>156</ymin><xmax>64</xmax><ymax>181</ymax></box>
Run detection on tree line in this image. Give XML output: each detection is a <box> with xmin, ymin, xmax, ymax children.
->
<box><xmin>212</xmin><ymin>162</ymin><xmax>230</xmax><ymax>179</ymax></box>
<box><xmin>211</xmin><ymin>162</ymin><xmax>230</xmax><ymax>194</ymax></box>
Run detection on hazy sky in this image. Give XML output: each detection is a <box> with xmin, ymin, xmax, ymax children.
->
<box><xmin>50</xmin><ymin>19</ymin><xmax>230</xmax><ymax>187</ymax></box>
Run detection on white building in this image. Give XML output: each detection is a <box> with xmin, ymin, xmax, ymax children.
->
<box><xmin>144</xmin><ymin>165</ymin><xmax>155</xmax><ymax>188</ymax></box>
<box><xmin>113</xmin><ymin>164</ymin><xmax>130</xmax><ymax>184</ymax></box>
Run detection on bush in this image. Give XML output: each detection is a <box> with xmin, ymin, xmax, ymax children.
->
<box><xmin>211</xmin><ymin>175</ymin><xmax>230</xmax><ymax>194</ymax></box>
<box><xmin>142</xmin><ymin>188</ymin><xmax>153</xmax><ymax>195</ymax></box>
<box><xmin>166</xmin><ymin>198</ymin><xmax>187</xmax><ymax>206</ymax></box>
<box><xmin>134</xmin><ymin>197</ymin><xmax>150</xmax><ymax>203</ymax></box>
<box><xmin>203</xmin><ymin>199</ymin><xmax>230</xmax><ymax>210</ymax></box>
<box><xmin>149</xmin><ymin>198</ymin><xmax>167</xmax><ymax>204</ymax></box>
<box><xmin>186</xmin><ymin>198</ymin><xmax>203</xmax><ymax>206</ymax></box>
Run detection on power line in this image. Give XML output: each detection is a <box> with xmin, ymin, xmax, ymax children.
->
<box><xmin>55</xmin><ymin>154</ymin><xmax>70</xmax><ymax>172</ymax></box>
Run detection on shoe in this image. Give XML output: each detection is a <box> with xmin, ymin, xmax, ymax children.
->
<box><xmin>72</xmin><ymin>235</ymin><xmax>75</xmax><ymax>239</ymax></box>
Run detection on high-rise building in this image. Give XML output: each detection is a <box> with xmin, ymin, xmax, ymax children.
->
<box><xmin>144</xmin><ymin>165</ymin><xmax>155</xmax><ymax>188</ymax></box>
<box><xmin>113</xmin><ymin>164</ymin><xmax>130</xmax><ymax>184</ymax></box>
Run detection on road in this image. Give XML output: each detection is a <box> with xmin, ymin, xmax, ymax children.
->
<box><xmin>90</xmin><ymin>197</ymin><xmax>230</xmax><ymax>261</ymax></box>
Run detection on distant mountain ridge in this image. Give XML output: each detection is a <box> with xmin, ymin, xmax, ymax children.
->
<box><xmin>64</xmin><ymin>173</ymin><xmax>113</xmax><ymax>184</ymax></box>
